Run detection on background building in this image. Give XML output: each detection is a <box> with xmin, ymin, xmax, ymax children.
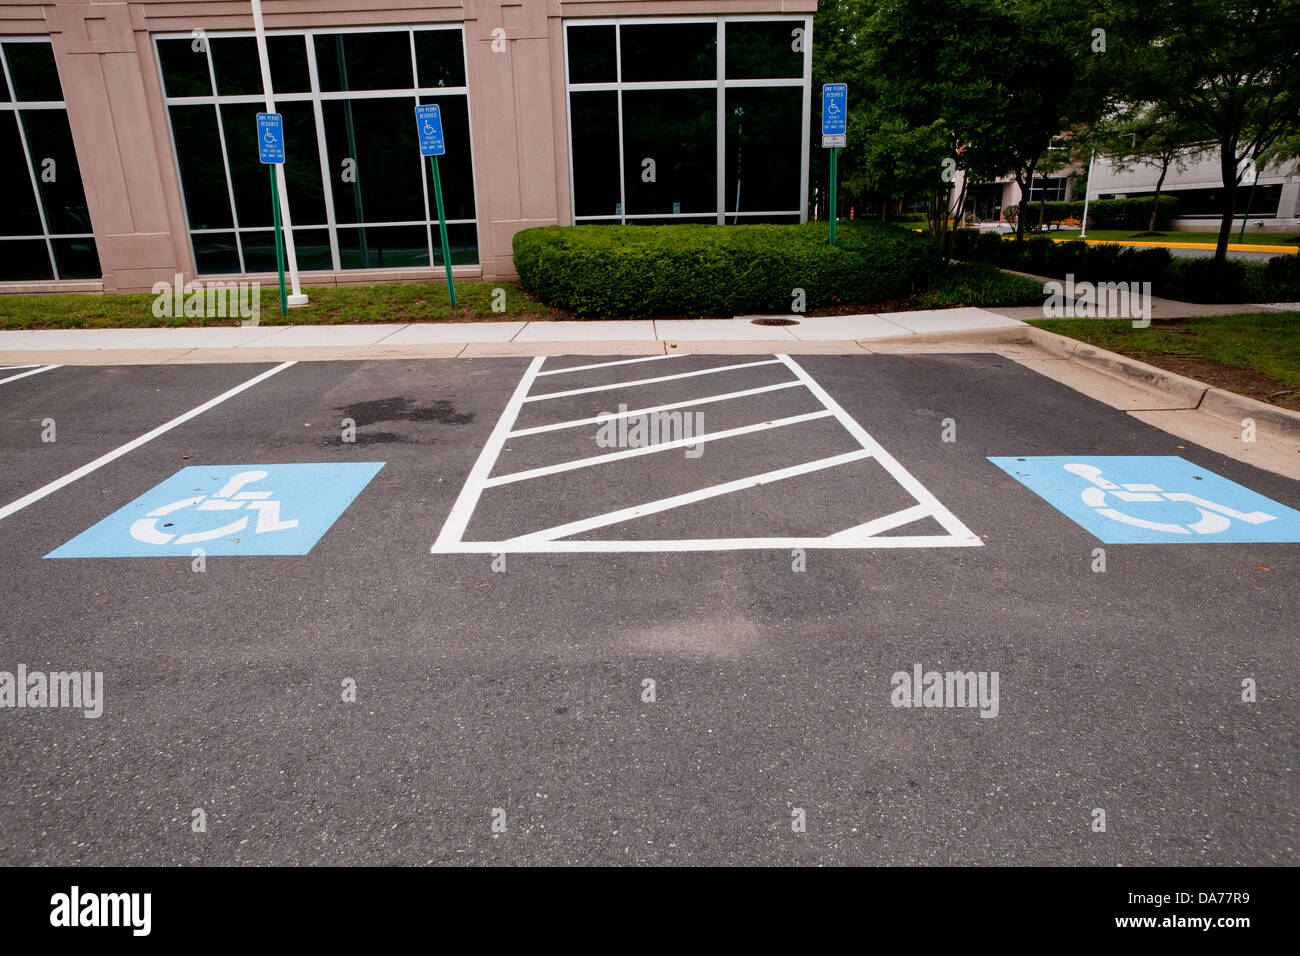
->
<box><xmin>0</xmin><ymin>0</ymin><xmax>815</xmax><ymax>293</ymax></box>
<box><xmin>1088</xmin><ymin>150</ymin><xmax>1300</xmax><ymax>233</ymax></box>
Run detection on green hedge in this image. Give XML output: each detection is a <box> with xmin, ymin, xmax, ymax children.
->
<box><xmin>512</xmin><ymin>222</ymin><xmax>941</xmax><ymax>318</ymax></box>
<box><xmin>950</xmin><ymin>231</ymin><xmax>1300</xmax><ymax>303</ymax></box>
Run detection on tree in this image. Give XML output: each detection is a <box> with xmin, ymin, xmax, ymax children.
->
<box><xmin>1105</xmin><ymin>0</ymin><xmax>1300</xmax><ymax>260</ymax></box>
<box><xmin>1083</xmin><ymin>109</ymin><xmax>1211</xmax><ymax>233</ymax></box>
<box><xmin>863</xmin><ymin>0</ymin><xmax>1033</xmax><ymax>254</ymax></box>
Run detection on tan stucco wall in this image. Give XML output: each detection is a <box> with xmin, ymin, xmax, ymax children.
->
<box><xmin>4</xmin><ymin>0</ymin><xmax>816</xmax><ymax>291</ymax></box>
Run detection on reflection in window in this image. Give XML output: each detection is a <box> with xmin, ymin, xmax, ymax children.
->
<box><xmin>619</xmin><ymin>23</ymin><xmax>715</xmax><ymax>82</ymax></box>
<box><xmin>0</xmin><ymin>40</ymin><xmax>99</xmax><ymax>281</ymax></box>
<box><xmin>622</xmin><ymin>90</ymin><xmax>716</xmax><ymax>215</ymax></box>
<box><xmin>726</xmin><ymin>87</ymin><xmax>803</xmax><ymax>214</ymax></box>
<box><xmin>725</xmin><ymin>21</ymin><xmax>804</xmax><ymax>80</ymax></box>
<box><xmin>156</xmin><ymin>27</ymin><xmax>477</xmax><ymax>273</ymax></box>
<box><xmin>567</xmin><ymin>26</ymin><xmax>616</xmax><ymax>83</ymax></box>
<box><xmin>565</xmin><ymin>19</ymin><xmax>810</xmax><ymax>226</ymax></box>
<box><xmin>569</xmin><ymin>92</ymin><xmax>620</xmax><ymax>217</ymax></box>
<box><xmin>315</xmin><ymin>31</ymin><xmax>413</xmax><ymax>92</ymax></box>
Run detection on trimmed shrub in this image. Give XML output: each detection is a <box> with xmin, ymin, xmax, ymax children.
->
<box><xmin>957</xmin><ymin>232</ymin><xmax>1300</xmax><ymax>303</ymax></box>
<box><xmin>513</xmin><ymin>222</ymin><xmax>942</xmax><ymax>318</ymax></box>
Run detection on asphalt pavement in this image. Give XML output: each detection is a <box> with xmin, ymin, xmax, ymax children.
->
<box><xmin>0</xmin><ymin>354</ymin><xmax>1295</xmax><ymax>865</ymax></box>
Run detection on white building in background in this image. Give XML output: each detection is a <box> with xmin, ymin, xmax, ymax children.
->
<box><xmin>1087</xmin><ymin>150</ymin><xmax>1300</xmax><ymax>233</ymax></box>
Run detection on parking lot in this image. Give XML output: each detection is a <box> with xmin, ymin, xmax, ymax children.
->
<box><xmin>1</xmin><ymin>353</ymin><xmax>1296</xmax><ymax>864</ymax></box>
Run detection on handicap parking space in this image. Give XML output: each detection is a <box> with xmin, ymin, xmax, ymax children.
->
<box><xmin>1</xmin><ymin>351</ymin><xmax>1297</xmax><ymax>865</ymax></box>
<box><xmin>0</xmin><ymin>363</ymin><xmax>295</xmax><ymax>511</ymax></box>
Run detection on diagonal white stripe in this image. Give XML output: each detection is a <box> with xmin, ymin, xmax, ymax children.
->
<box><xmin>776</xmin><ymin>354</ymin><xmax>979</xmax><ymax>541</ymax></box>
<box><xmin>507</xmin><ymin>380</ymin><xmax>803</xmax><ymax>437</ymax></box>
<box><xmin>0</xmin><ymin>364</ymin><xmax>60</xmax><ymax>386</ymax></box>
<box><xmin>505</xmin><ymin>449</ymin><xmax>874</xmax><ymax>544</ymax></box>
<box><xmin>535</xmin><ymin>354</ymin><xmax>678</xmax><ymax>376</ymax></box>
<box><xmin>484</xmin><ymin>410</ymin><xmax>833</xmax><ymax>487</ymax></box>
<box><xmin>825</xmin><ymin>503</ymin><xmax>935</xmax><ymax>543</ymax></box>
<box><xmin>0</xmin><ymin>362</ymin><xmax>295</xmax><ymax>522</ymax></box>
<box><xmin>524</xmin><ymin>359</ymin><xmax>783</xmax><ymax>402</ymax></box>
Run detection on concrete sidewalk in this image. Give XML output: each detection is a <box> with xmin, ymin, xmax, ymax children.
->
<box><xmin>0</xmin><ymin>307</ymin><xmax>1025</xmax><ymax>364</ymax></box>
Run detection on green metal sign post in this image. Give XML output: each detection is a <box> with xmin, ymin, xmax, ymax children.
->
<box><xmin>829</xmin><ymin>147</ymin><xmax>839</xmax><ymax>246</ymax></box>
<box><xmin>416</xmin><ymin>104</ymin><xmax>456</xmax><ymax>308</ymax></box>
<box><xmin>821</xmin><ymin>84</ymin><xmax>847</xmax><ymax>247</ymax></box>
<box><xmin>430</xmin><ymin>154</ymin><xmax>456</xmax><ymax>307</ymax></box>
<box><xmin>257</xmin><ymin>112</ymin><xmax>289</xmax><ymax>316</ymax></box>
<box><xmin>269</xmin><ymin>166</ymin><xmax>287</xmax><ymax>315</ymax></box>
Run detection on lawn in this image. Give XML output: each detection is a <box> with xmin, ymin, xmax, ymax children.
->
<box><xmin>0</xmin><ymin>261</ymin><xmax>1045</xmax><ymax>329</ymax></box>
<box><xmin>1042</xmin><ymin>229</ymin><xmax>1299</xmax><ymax>246</ymax></box>
<box><xmin>1029</xmin><ymin>311</ymin><xmax>1300</xmax><ymax>410</ymax></box>
<box><xmin>0</xmin><ymin>280</ymin><xmax>563</xmax><ymax>330</ymax></box>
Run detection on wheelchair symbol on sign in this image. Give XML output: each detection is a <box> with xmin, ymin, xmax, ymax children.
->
<box><xmin>1064</xmin><ymin>463</ymin><xmax>1276</xmax><ymax>536</ymax></box>
<box><xmin>129</xmin><ymin>470</ymin><xmax>299</xmax><ymax>546</ymax></box>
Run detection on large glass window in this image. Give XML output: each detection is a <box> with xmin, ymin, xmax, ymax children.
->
<box><xmin>156</xmin><ymin>27</ymin><xmax>477</xmax><ymax>274</ymax></box>
<box><xmin>564</xmin><ymin>18</ymin><xmax>811</xmax><ymax>225</ymax></box>
<box><xmin>0</xmin><ymin>39</ymin><xmax>100</xmax><ymax>281</ymax></box>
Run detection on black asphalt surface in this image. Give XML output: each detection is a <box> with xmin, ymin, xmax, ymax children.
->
<box><xmin>0</xmin><ymin>354</ymin><xmax>1295</xmax><ymax>865</ymax></box>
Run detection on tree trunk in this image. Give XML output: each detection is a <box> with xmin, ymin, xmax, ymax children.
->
<box><xmin>1015</xmin><ymin>160</ymin><xmax>1036</xmax><ymax>242</ymax></box>
<box><xmin>1147</xmin><ymin>159</ymin><xmax>1169</xmax><ymax>233</ymax></box>
<box><xmin>1215</xmin><ymin>142</ymin><xmax>1238</xmax><ymax>263</ymax></box>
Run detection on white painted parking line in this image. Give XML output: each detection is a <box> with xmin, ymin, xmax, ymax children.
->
<box><xmin>432</xmin><ymin>355</ymin><xmax>547</xmax><ymax>551</ymax></box>
<box><xmin>485</xmin><ymin>410</ymin><xmax>834</xmax><ymax>487</ymax></box>
<box><xmin>0</xmin><ymin>364</ymin><xmax>60</xmax><ymax>386</ymax></box>
<box><xmin>507</xmin><ymin>381</ymin><xmax>803</xmax><ymax>437</ymax></box>
<box><xmin>431</xmin><ymin>354</ymin><xmax>982</xmax><ymax>553</ymax></box>
<box><xmin>503</xmin><ymin>450</ymin><xmax>874</xmax><ymax>547</ymax></box>
<box><xmin>535</xmin><ymin>354</ymin><xmax>680</xmax><ymax>377</ymax></box>
<box><xmin>524</xmin><ymin>359</ymin><xmax>784</xmax><ymax>402</ymax></box>
<box><xmin>0</xmin><ymin>362</ymin><xmax>296</xmax><ymax>523</ymax></box>
<box><xmin>0</xmin><ymin>364</ymin><xmax>43</xmax><ymax>371</ymax></box>
<box><xmin>774</xmin><ymin>354</ymin><xmax>977</xmax><ymax>541</ymax></box>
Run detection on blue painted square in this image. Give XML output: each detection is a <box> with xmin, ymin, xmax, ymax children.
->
<box><xmin>988</xmin><ymin>456</ymin><xmax>1300</xmax><ymax>544</ymax></box>
<box><xmin>46</xmin><ymin>463</ymin><xmax>384</xmax><ymax>558</ymax></box>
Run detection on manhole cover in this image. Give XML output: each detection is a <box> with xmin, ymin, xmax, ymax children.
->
<box><xmin>751</xmin><ymin>317</ymin><xmax>800</xmax><ymax>326</ymax></box>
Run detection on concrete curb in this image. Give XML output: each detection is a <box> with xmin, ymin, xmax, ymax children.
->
<box><xmin>1021</xmin><ymin>325</ymin><xmax>1300</xmax><ymax>439</ymax></box>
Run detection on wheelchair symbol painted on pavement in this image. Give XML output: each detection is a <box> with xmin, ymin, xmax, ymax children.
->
<box><xmin>46</xmin><ymin>462</ymin><xmax>385</xmax><ymax>558</ymax></box>
<box><xmin>129</xmin><ymin>470</ymin><xmax>299</xmax><ymax>546</ymax></box>
<box><xmin>988</xmin><ymin>456</ymin><xmax>1300</xmax><ymax>544</ymax></box>
<box><xmin>1063</xmin><ymin>462</ymin><xmax>1274</xmax><ymax>536</ymax></box>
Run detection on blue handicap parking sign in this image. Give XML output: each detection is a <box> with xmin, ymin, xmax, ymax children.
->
<box><xmin>822</xmin><ymin>83</ymin><xmax>847</xmax><ymax>136</ymax></box>
<box><xmin>415</xmin><ymin>104</ymin><xmax>444</xmax><ymax>156</ymax></box>
<box><xmin>988</xmin><ymin>456</ymin><xmax>1300</xmax><ymax>544</ymax></box>
<box><xmin>258</xmin><ymin>113</ymin><xmax>284</xmax><ymax>164</ymax></box>
<box><xmin>46</xmin><ymin>463</ymin><xmax>384</xmax><ymax>558</ymax></box>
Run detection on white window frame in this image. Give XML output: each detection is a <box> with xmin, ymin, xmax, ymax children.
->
<box><xmin>153</xmin><ymin>24</ymin><xmax>480</xmax><ymax>274</ymax></box>
<box><xmin>563</xmin><ymin>15</ymin><xmax>813</xmax><ymax>226</ymax></box>
<box><xmin>0</xmin><ymin>37</ymin><xmax>98</xmax><ymax>281</ymax></box>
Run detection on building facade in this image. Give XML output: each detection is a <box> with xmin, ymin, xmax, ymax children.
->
<box><xmin>1088</xmin><ymin>150</ymin><xmax>1300</xmax><ymax>233</ymax></box>
<box><xmin>0</xmin><ymin>0</ymin><xmax>815</xmax><ymax>293</ymax></box>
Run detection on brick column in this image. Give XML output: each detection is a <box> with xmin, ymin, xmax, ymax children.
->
<box><xmin>464</xmin><ymin>0</ymin><xmax>565</xmax><ymax>280</ymax></box>
<box><xmin>47</xmin><ymin>2</ymin><xmax>191</xmax><ymax>291</ymax></box>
